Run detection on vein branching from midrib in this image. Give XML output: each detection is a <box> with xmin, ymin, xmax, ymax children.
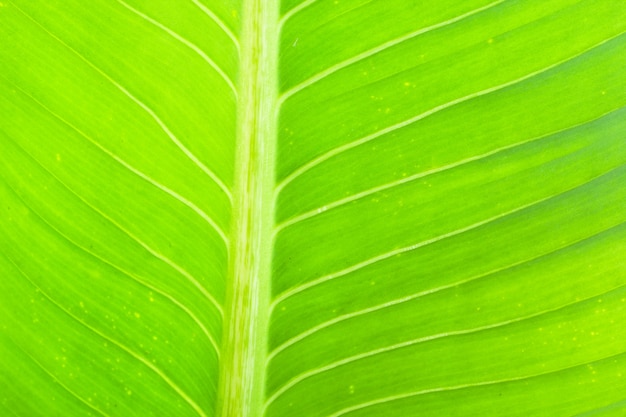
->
<box><xmin>216</xmin><ymin>1</ymin><xmax>279</xmax><ymax>417</ymax></box>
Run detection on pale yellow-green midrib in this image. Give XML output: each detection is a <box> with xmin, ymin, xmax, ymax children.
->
<box><xmin>215</xmin><ymin>1</ymin><xmax>280</xmax><ymax>417</ymax></box>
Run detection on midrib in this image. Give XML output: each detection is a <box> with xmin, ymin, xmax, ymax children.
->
<box><xmin>216</xmin><ymin>1</ymin><xmax>279</xmax><ymax>417</ymax></box>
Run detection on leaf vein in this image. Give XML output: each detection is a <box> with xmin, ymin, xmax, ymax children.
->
<box><xmin>8</xmin><ymin>258</ymin><xmax>210</xmax><ymax>417</ymax></box>
<box><xmin>189</xmin><ymin>0</ymin><xmax>240</xmax><ymax>49</ymax></box>
<box><xmin>8</xmin><ymin>80</ymin><xmax>230</xmax><ymax>246</ymax></box>
<box><xmin>323</xmin><ymin>350</ymin><xmax>626</xmax><ymax>417</ymax></box>
<box><xmin>279</xmin><ymin>0</ymin><xmax>505</xmax><ymax>101</ymax></box>
<box><xmin>266</xmin><ymin>284</ymin><xmax>626</xmax><ymax>409</ymax></box>
<box><xmin>12</xmin><ymin>4</ymin><xmax>233</xmax><ymax>201</ymax></box>
<box><xmin>7</xmin><ymin>335</ymin><xmax>110</xmax><ymax>417</ymax></box>
<box><xmin>5</xmin><ymin>136</ymin><xmax>225</xmax><ymax>317</ymax></box>
<box><xmin>268</xmin><ymin>218</ymin><xmax>626</xmax><ymax>360</ymax></box>
<box><xmin>273</xmin><ymin>164</ymin><xmax>623</xmax><ymax>305</ymax></box>
<box><xmin>274</xmin><ymin>106</ymin><xmax>624</xmax><ymax>232</ymax></box>
<box><xmin>276</xmin><ymin>30</ymin><xmax>626</xmax><ymax>192</ymax></box>
<box><xmin>2</xmin><ymin>178</ymin><xmax>222</xmax><ymax>356</ymax></box>
<box><xmin>116</xmin><ymin>0</ymin><xmax>237</xmax><ymax>95</ymax></box>
<box><xmin>279</xmin><ymin>0</ymin><xmax>319</xmax><ymax>25</ymax></box>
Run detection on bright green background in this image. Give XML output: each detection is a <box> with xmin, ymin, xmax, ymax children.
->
<box><xmin>1</xmin><ymin>0</ymin><xmax>626</xmax><ymax>416</ymax></box>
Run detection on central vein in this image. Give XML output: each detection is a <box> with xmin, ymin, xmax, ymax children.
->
<box><xmin>216</xmin><ymin>1</ymin><xmax>279</xmax><ymax>416</ymax></box>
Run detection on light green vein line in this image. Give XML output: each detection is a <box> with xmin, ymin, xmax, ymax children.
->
<box><xmin>274</xmin><ymin>105</ymin><xmax>624</xmax><ymax>234</ymax></box>
<box><xmin>266</xmin><ymin>284</ymin><xmax>626</xmax><ymax>409</ymax></box>
<box><xmin>279</xmin><ymin>0</ymin><xmax>506</xmax><ymax>101</ymax></box>
<box><xmin>7</xmin><ymin>335</ymin><xmax>110</xmax><ymax>417</ymax></box>
<box><xmin>324</xmin><ymin>350</ymin><xmax>626</xmax><ymax>417</ymax></box>
<box><xmin>189</xmin><ymin>0</ymin><xmax>240</xmax><ymax>49</ymax></box>
<box><xmin>6</xmin><ymin>137</ymin><xmax>225</xmax><ymax>317</ymax></box>
<box><xmin>272</xmin><ymin>164</ymin><xmax>624</xmax><ymax>306</ymax></box>
<box><xmin>7</xmin><ymin>79</ymin><xmax>230</xmax><ymax>246</ymax></box>
<box><xmin>275</xmin><ymin>30</ymin><xmax>626</xmax><ymax>194</ymax></box>
<box><xmin>12</xmin><ymin>4</ymin><xmax>233</xmax><ymax>202</ymax></box>
<box><xmin>268</xmin><ymin>219</ymin><xmax>626</xmax><ymax>360</ymax></box>
<box><xmin>116</xmin><ymin>0</ymin><xmax>237</xmax><ymax>95</ymax></box>
<box><xmin>279</xmin><ymin>0</ymin><xmax>318</xmax><ymax>25</ymax></box>
<box><xmin>2</xmin><ymin>178</ymin><xmax>221</xmax><ymax>357</ymax></box>
<box><xmin>8</xmin><ymin>259</ymin><xmax>209</xmax><ymax>417</ymax></box>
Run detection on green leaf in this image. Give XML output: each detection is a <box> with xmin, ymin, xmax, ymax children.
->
<box><xmin>1</xmin><ymin>1</ymin><xmax>626</xmax><ymax>416</ymax></box>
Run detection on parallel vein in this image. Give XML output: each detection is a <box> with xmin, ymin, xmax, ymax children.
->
<box><xmin>273</xmin><ymin>163</ymin><xmax>623</xmax><ymax>306</ymax></box>
<box><xmin>268</xmin><ymin>219</ymin><xmax>626</xmax><ymax>360</ymax></box>
<box><xmin>280</xmin><ymin>0</ymin><xmax>319</xmax><ymax>25</ymax></box>
<box><xmin>7</xmin><ymin>136</ymin><xmax>225</xmax><ymax>316</ymax></box>
<box><xmin>324</xmin><ymin>350</ymin><xmax>626</xmax><ymax>417</ymax></box>
<box><xmin>12</xmin><ymin>4</ymin><xmax>234</xmax><ymax>202</ymax></box>
<box><xmin>9</xmin><ymin>336</ymin><xmax>110</xmax><ymax>417</ymax></box>
<box><xmin>3</xmin><ymin>178</ymin><xmax>221</xmax><ymax>356</ymax></box>
<box><xmin>276</xmin><ymin>30</ymin><xmax>626</xmax><ymax>193</ymax></box>
<box><xmin>8</xmin><ymin>79</ymin><xmax>229</xmax><ymax>246</ymax></box>
<box><xmin>190</xmin><ymin>0</ymin><xmax>240</xmax><ymax>48</ymax></box>
<box><xmin>116</xmin><ymin>0</ymin><xmax>237</xmax><ymax>95</ymax></box>
<box><xmin>266</xmin><ymin>283</ymin><xmax>626</xmax><ymax>409</ymax></box>
<box><xmin>9</xmin><ymin>258</ymin><xmax>209</xmax><ymax>417</ymax></box>
<box><xmin>274</xmin><ymin>105</ymin><xmax>624</xmax><ymax>232</ymax></box>
<box><xmin>279</xmin><ymin>0</ymin><xmax>506</xmax><ymax>101</ymax></box>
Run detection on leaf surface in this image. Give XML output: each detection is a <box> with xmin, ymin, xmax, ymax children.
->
<box><xmin>1</xmin><ymin>1</ymin><xmax>626</xmax><ymax>416</ymax></box>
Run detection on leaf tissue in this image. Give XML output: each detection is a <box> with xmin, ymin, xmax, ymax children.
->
<box><xmin>1</xmin><ymin>0</ymin><xmax>626</xmax><ymax>416</ymax></box>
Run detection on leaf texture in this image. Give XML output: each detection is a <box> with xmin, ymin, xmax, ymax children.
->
<box><xmin>1</xmin><ymin>1</ymin><xmax>626</xmax><ymax>416</ymax></box>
